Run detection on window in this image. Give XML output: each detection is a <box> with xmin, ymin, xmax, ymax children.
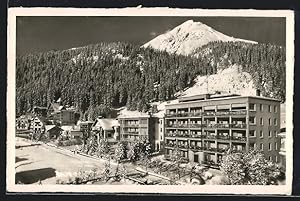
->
<box><xmin>274</xmin><ymin>130</ymin><xmax>278</xmax><ymax>137</ymax></box>
<box><xmin>268</xmin><ymin>143</ymin><xmax>272</xmax><ymax>151</ymax></box>
<box><xmin>268</xmin><ymin>131</ymin><xmax>272</xmax><ymax>138</ymax></box>
<box><xmin>194</xmin><ymin>154</ymin><xmax>199</xmax><ymax>163</ymax></box>
<box><xmin>276</xmin><ymin>155</ymin><xmax>279</xmax><ymax>163</ymax></box>
<box><xmin>275</xmin><ymin>142</ymin><xmax>278</xmax><ymax>150</ymax></box>
<box><xmin>274</xmin><ymin>105</ymin><xmax>278</xmax><ymax>113</ymax></box>
<box><xmin>269</xmin><ymin>118</ymin><xmax>272</xmax><ymax>126</ymax></box>
<box><xmin>249</xmin><ymin>103</ymin><xmax>256</xmax><ymax>111</ymax></box>
<box><xmin>260</xmin><ymin>131</ymin><xmax>264</xmax><ymax>138</ymax></box>
<box><xmin>249</xmin><ymin>116</ymin><xmax>256</xmax><ymax>124</ymax></box>
<box><xmin>249</xmin><ymin>130</ymin><xmax>256</xmax><ymax>137</ymax></box>
<box><xmin>260</xmin><ymin>104</ymin><xmax>263</xmax><ymax>112</ymax></box>
<box><xmin>250</xmin><ymin>143</ymin><xmax>256</xmax><ymax>150</ymax></box>
<box><xmin>268</xmin><ymin>105</ymin><xmax>272</xmax><ymax>112</ymax></box>
<box><xmin>268</xmin><ymin>156</ymin><xmax>272</xmax><ymax>161</ymax></box>
<box><xmin>260</xmin><ymin>143</ymin><xmax>264</xmax><ymax>151</ymax></box>
<box><xmin>274</xmin><ymin>118</ymin><xmax>278</xmax><ymax>126</ymax></box>
<box><xmin>260</xmin><ymin>117</ymin><xmax>264</xmax><ymax>125</ymax></box>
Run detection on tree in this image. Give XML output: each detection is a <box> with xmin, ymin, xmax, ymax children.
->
<box><xmin>127</xmin><ymin>142</ymin><xmax>141</xmax><ymax>162</ymax></box>
<box><xmin>139</xmin><ymin>141</ymin><xmax>152</xmax><ymax>171</ymax></box>
<box><xmin>220</xmin><ymin>149</ymin><xmax>282</xmax><ymax>185</ymax></box>
<box><xmin>114</xmin><ymin>142</ymin><xmax>127</xmax><ymax>174</ymax></box>
<box><xmin>98</xmin><ymin>138</ymin><xmax>110</xmax><ymax>157</ymax></box>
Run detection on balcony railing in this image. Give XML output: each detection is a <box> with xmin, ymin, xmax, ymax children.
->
<box><xmin>231</xmin><ymin>136</ymin><xmax>247</xmax><ymax>142</ymax></box>
<box><xmin>202</xmin><ymin>147</ymin><xmax>217</xmax><ymax>152</ymax></box>
<box><xmin>178</xmin><ymin>144</ymin><xmax>189</xmax><ymax>149</ymax></box>
<box><xmin>230</xmin><ymin>110</ymin><xmax>247</xmax><ymax>115</ymax></box>
<box><xmin>189</xmin><ymin>145</ymin><xmax>203</xmax><ymax>151</ymax></box>
<box><xmin>217</xmin><ymin>147</ymin><xmax>229</xmax><ymax>153</ymax></box>
<box><xmin>166</xmin><ymin>112</ymin><xmax>202</xmax><ymax>118</ymax></box>
<box><xmin>230</xmin><ymin>123</ymin><xmax>247</xmax><ymax>129</ymax></box>
<box><xmin>203</xmin><ymin>135</ymin><xmax>217</xmax><ymax>139</ymax></box>
<box><xmin>216</xmin><ymin>135</ymin><xmax>230</xmax><ymax>140</ymax></box>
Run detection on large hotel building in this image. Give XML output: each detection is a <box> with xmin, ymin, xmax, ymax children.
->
<box><xmin>164</xmin><ymin>94</ymin><xmax>281</xmax><ymax>166</ymax></box>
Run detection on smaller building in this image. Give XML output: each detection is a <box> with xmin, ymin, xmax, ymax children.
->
<box><xmin>45</xmin><ymin>125</ymin><xmax>63</xmax><ymax>139</ymax></box>
<box><xmin>16</xmin><ymin>115</ymin><xmax>32</xmax><ymax>130</ymax></box>
<box><xmin>32</xmin><ymin>106</ymin><xmax>48</xmax><ymax>117</ymax></box>
<box><xmin>92</xmin><ymin>118</ymin><xmax>120</xmax><ymax>141</ymax></box>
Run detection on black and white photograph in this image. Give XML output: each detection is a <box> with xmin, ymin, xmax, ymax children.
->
<box><xmin>7</xmin><ymin>8</ymin><xmax>294</xmax><ymax>194</ymax></box>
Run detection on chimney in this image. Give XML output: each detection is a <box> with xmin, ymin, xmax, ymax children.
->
<box><xmin>256</xmin><ymin>89</ymin><xmax>261</xmax><ymax>96</ymax></box>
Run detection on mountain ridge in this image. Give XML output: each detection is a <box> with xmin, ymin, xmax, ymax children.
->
<box><xmin>143</xmin><ymin>20</ymin><xmax>257</xmax><ymax>56</ymax></box>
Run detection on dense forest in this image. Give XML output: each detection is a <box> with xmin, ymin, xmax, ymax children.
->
<box><xmin>16</xmin><ymin>41</ymin><xmax>285</xmax><ymax>120</ymax></box>
<box><xmin>193</xmin><ymin>41</ymin><xmax>286</xmax><ymax>101</ymax></box>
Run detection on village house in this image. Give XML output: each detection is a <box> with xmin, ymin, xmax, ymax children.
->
<box><xmin>45</xmin><ymin>125</ymin><xmax>63</xmax><ymax>139</ymax></box>
<box><xmin>48</xmin><ymin>102</ymin><xmax>79</xmax><ymax>126</ymax></box>
<box><xmin>92</xmin><ymin>118</ymin><xmax>120</xmax><ymax>142</ymax></box>
<box><xmin>16</xmin><ymin>114</ymin><xmax>32</xmax><ymax>130</ymax></box>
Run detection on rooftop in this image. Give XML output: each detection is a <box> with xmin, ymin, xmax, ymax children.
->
<box><xmin>168</xmin><ymin>94</ymin><xmax>281</xmax><ymax>107</ymax></box>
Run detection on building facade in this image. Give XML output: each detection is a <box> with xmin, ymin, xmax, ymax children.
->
<box><xmin>164</xmin><ymin>94</ymin><xmax>281</xmax><ymax>166</ymax></box>
<box><xmin>118</xmin><ymin>115</ymin><xmax>156</xmax><ymax>147</ymax></box>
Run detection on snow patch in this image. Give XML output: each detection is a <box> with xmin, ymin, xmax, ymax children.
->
<box><xmin>179</xmin><ymin>65</ymin><xmax>257</xmax><ymax>97</ymax></box>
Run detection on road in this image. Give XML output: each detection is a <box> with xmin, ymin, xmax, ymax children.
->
<box><xmin>15</xmin><ymin>138</ymin><xmax>123</xmax><ymax>184</ymax></box>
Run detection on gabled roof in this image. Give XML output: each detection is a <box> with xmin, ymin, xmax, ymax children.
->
<box><xmin>93</xmin><ymin>118</ymin><xmax>119</xmax><ymax>131</ymax></box>
<box><xmin>45</xmin><ymin>125</ymin><xmax>62</xmax><ymax>132</ymax></box>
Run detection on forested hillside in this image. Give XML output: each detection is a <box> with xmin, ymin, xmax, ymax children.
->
<box><xmin>16</xmin><ymin>41</ymin><xmax>285</xmax><ymax>120</ymax></box>
<box><xmin>193</xmin><ymin>41</ymin><xmax>286</xmax><ymax>101</ymax></box>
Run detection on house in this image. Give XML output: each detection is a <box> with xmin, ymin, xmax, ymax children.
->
<box><xmin>31</xmin><ymin>116</ymin><xmax>47</xmax><ymax>134</ymax></box>
<box><xmin>16</xmin><ymin>115</ymin><xmax>32</xmax><ymax>130</ymax></box>
<box><xmin>47</xmin><ymin>102</ymin><xmax>79</xmax><ymax>126</ymax></box>
<box><xmin>164</xmin><ymin>93</ymin><xmax>281</xmax><ymax>166</ymax></box>
<box><xmin>92</xmin><ymin>118</ymin><xmax>120</xmax><ymax>141</ymax></box>
<box><xmin>45</xmin><ymin>125</ymin><xmax>63</xmax><ymax>139</ymax></box>
<box><xmin>32</xmin><ymin>106</ymin><xmax>48</xmax><ymax>117</ymax></box>
<box><xmin>60</xmin><ymin>125</ymin><xmax>83</xmax><ymax>139</ymax></box>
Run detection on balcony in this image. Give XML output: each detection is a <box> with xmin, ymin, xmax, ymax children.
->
<box><xmin>189</xmin><ymin>112</ymin><xmax>202</xmax><ymax>117</ymax></box>
<box><xmin>216</xmin><ymin>111</ymin><xmax>231</xmax><ymax>116</ymax></box>
<box><xmin>203</xmin><ymin>111</ymin><xmax>216</xmax><ymax>116</ymax></box>
<box><xmin>230</xmin><ymin>123</ymin><xmax>247</xmax><ymax>129</ymax></box>
<box><xmin>176</xmin><ymin>113</ymin><xmax>190</xmax><ymax>117</ymax></box>
<box><xmin>189</xmin><ymin>145</ymin><xmax>203</xmax><ymax>151</ymax></box>
<box><xmin>217</xmin><ymin>147</ymin><xmax>229</xmax><ymax>153</ymax></box>
<box><xmin>216</xmin><ymin>123</ymin><xmax>230</xmax><ymax>128</ymax></box>
<box><xmin>230</xmin><ymin>110</ymin><xmax>247</xmax><ymax>115</ymax></box>
<box><xmin>203</xmin><ymin>135</ymin><xmax>217</xmax><ymax>139</ymax></box>
<box><xmin>231</xmin><ymin>136</ymin><xmax>247</xmax><ymax>142</ymax></box>
<box><xmin>165</xmin><ymin>133</ymin><xmax>177</xmax><ymax>138</ymax></box>
<box><xmin>165</xmin><ymin>113</ymin><xmax>177</xmax><ymax>118</ymax></box>
<box><xmin>203</xmin><ymin>123</ymin><xmax>216</xmax><ymax>128</ymax></box>
<box><xmin>123</xmin><ymin>131</ymin><xmax>139</xmax><ymax>135</ymax></box>
<box><xmin>190</xmin><ymin>134</ymin><xmax>203</xmax><ymax>138</ymax></box>
<box><xmin>165</xmin><ymin>143</ymin><xmax>176</xmax><ymax>148</ymax></box>
<box><xmin>177</xmin><ymin>124</ymin><xmax>189</xmax><ymax>128</ymax></box>
<box><xmin>189</xmin><ymin>123</ymin><xmax>202</xmax><ymax>128</ymax></box>
<box><xmin>203</xmin><ymin>146</ymin><xmax>217</xmax><ymax>152</ymax></box>
<box><xmin>178</xmin><ymin>144</ymin><xmax>189</xmax><ymax>149</ymax></box>
<box><xmin>216</xmin><ymin>135</ymin><xmax>230</xmax><ymax>140</ymax></box>
<box><xmin>123</xmin><ymin>124</ymin><xmax>139</xmax><ymax>128</ymax></box>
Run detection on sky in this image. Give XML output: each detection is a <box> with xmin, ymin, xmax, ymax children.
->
<box><xmin>16</xmin><ymin>16</ymin><xmax>286</xmax><ymax>56</ymax></box>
